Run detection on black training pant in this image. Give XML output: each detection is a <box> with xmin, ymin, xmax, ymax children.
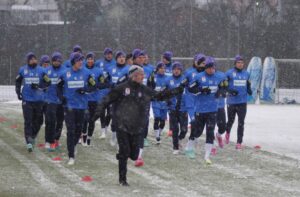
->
<box><xmin>116</xmin><ymin>130</ymin><xmax>140</xmax><ymax>182</ymax></box>
<box><xmin>226</xmin><ymin>103</ymin><xmax>247</xmax><ymax>144</ymax></box>
<box><xmin>169</xmin><ymin>110</ymin><xmax>188</xmax><ymax>150</ymax></box>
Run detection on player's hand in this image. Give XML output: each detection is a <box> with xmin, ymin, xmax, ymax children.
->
<box><xmin>31</xmin><ymin>83</ymin><xmax>39</xmax><ymax>90</ymax></box>
<box><xmin>200</xmin><ymin>87</ymin><xmax>211</xmax><ymax>95</ymax></box>
<box><xmin>17</xmin><ymin>93</ymin><xmax>22</xmax><ymax>100</ymax></box>
<box><xmin>228</xmin><ymin>89</ymin><xmax>239</xmax><ymax>96</ymax></box>
<box><xmin>76</xmin><ymin>88</ymin><xmax>85</xmax><ymax>95</ymax></box>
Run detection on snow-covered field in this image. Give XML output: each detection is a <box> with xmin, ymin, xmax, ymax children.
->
<box><xmin>0</xmin><ymin>101</ymin><xmax>300</xmax><ymax>197</ymax></box>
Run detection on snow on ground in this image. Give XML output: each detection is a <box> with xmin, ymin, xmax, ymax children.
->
<box><xmin>0</xmin><ymin>102</ymin><xmax>300</xmax><ymax>196</ymax></box>
<box><xmin>231</xmin><ymin>104</ymin><xmax>300</xmax><ymax>160</ymax></box>
<box><xmin>2</xmin><ymin>100</ymin><xmax>300</xmax><ymax>160</ymax></box>
<box><xmin>2</xmin><ymin>85</ymin><xmax>300</xmax><ymax>160</ymax></box>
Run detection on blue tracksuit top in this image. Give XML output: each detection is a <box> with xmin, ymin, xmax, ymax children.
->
<box><xmin>226</xmin><ymin>67</ymin><xmax>250</xmax><ymax>105</ymax></box>
<box><xmin>193</xmin><ymin>71</ymin><xmax>224</xmax><ymax>113</ymax></box>
<box><xmin>85</xmin><ymin>63</ymin><xmax>106</xmax><ymax>102</ymax></box>
<box><xmin>17</xmin><ymin>65</ymin><xmax>48</xmax><ymax>102</ymax></box>
<box><xmin>166</xmin><ymin>74</ymin><xmax>187</xmax><ymax>112</ymax></box>
<box><xmin>106</xmin><ymin>64</ymin><xmax>130</xmax><ymax>85</ymax></box>
<box><xmin>142</xmin><ymin>66</ymin><xmax>153</xmax><ymax>86</ymax></box>
<box><xmin>165</xmin><ymin>63</ymin><xmax>173</xmax><ymax>77</ymax></box>
<box><xmin>152</xmin><ymin>73</ymin><xmax>168</xmax><ymax>110</ymax></box>
<box><xmin>184</xmin><ymin>66</ymin><xmax>200</xmax><ymax>109</ymax></box>
<box><xmin>44</xmin><ymin>65</ymin><xmax>66</xmax><ymax>104</ymax></box>
<box><xmin>60</xmin><ymin>67</ymin><xmax>94</xmax><ymax>110</ymax></box>
<box><xmin>143</xmin><ymin>63</ymin><xmax>155</xmax><ymax>73</ymax></box>
<box><xmin>215</xmin><ymin>70</ymin><xmax>226</xmax><ymax>109</ymax></box>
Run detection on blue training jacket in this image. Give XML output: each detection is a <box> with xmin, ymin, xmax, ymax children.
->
<box><xmin>85</xmin><ymin>63</ymin><xmax>106</xmax><ymax>102</ymax></box>
<box><xmin>193</xmin><ymin>71</ymin><xmax>224</xmax><ymax>113</ymax></box>
<box><xmin>59</xmin><ymin>67</ymin><xmax>94</xmax><ymax>110</ymax></box>
<box><xmin>225</xmin><ymin>67</ymin><xmax>250</xmax><ymax>105</ymax></box>
<box><xmin>45</xmin><ymin>65</ymin><xmax>66</xmax><ymax>104</ymax></box>
<box><xmin>17</xmin><ymin>65</ymin><xmax>48</xmax><ymax>102</ymax></box>
<box><xmin>166</xmin><ymin>74</ymin><xmax>187</xmax><ymax>112</ymax></box>
<box><xmin>215</xmin><ymin>70</ymin><xmax>227</xmax><ymax>109</ymax></box>
<box><xmin>152</xmin><ymin>73</ymin><xmax>168</xmax><ymax>110</ymax></box>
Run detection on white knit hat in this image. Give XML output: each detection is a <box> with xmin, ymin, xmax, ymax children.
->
<box><xmin>128</xmin><ymin>65</ymin><xmax>144</xmax><ymax>78</ymax></box>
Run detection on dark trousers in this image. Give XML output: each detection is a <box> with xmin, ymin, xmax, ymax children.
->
<box><xmin>226</xmin><ymin>103</ymin><xmax>247</xmax><ymax>144</ymax></box>
<box><xmin>116</xmin><ymin>130</ymin><xmax>140</xmax><ymax>182</ymax></box>
<box><xmin>42</xmin><ymin>102</ymin><xmax>47</xmax><ymax>126</ymax></box>
<box><xmin>217</xmin><ymin>108</ymin><xmax>226</xmax><ymax>135</ymax></box>
<box><xmin>65</xmin><ymin>108</ymin><xmax>86</xmax><ymax>158</ymax></box>
<box><xmin>22</xmin><ymin>101</ymin><xmax>43</xmax><ymax>144</ymax></box>
<box><xmin>83</xmin><ymin>101</ymin><xmax>97</xmax><ymax>137</ymax></box>
<box><xmin>143</xmin><ymin>105</ymin><xmax>150</xmax><ymax>139</ymax></box>
<box><xmin>153</xmin><ymin>118</ymin><xmax>165</xmax><ymax>130</ymax></box>
<box><xmin>100</xmin><ymin>105</ymin><xmax>111</xmax><ymax>128</ymax></box>
<box><xmin>45</xmin><ymin>103</ymin><xmax>64</xmax><ymax>143</ymax></box>
<box><xmin>110</xmin><ymin>104</ymin><xmax>118</xmax><ymax>132</ymax></box>
<box><xmin>169</xmin><ymin>110</ymin><xmax>188</xmax><ymax>150</ymax></box>
<box><xmin>139</xmin><ymin>105</ymin><xmax>150</xmax><ymax>149</ymax></box>
<box><xmin>190</xmin><ymin>112</ymin><xmax>217</xmax><ymax>144</ymax></box>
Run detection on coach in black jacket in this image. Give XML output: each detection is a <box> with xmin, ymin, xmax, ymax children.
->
<box><xmin>93</xmin><ymin>65</ymin><xmax>184</xmax><ymax>186</ymax></box>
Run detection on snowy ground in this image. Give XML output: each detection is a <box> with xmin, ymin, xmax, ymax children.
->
<box><xmin>0</xmin><ymin>102</ymin><xmax>299</xmax><ymax>197</ymax></box>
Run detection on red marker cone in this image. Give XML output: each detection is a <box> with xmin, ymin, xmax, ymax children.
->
<box><xmin>167</xmin><ymin>130</ymin><xmax>173</xmax><ymax>137</ymax></box>
<box><xmin>38</xmin><ymin>143</ymin><xmax>45</xmax><ymax>148</ymax></box>
<box><xmin>254</xmin><ymin>145</ymin><xmax>261</xmax><ymax>150</ymax></box>
<box><xmin>0</xmin><ymin>117</ymin><xmax>7</xmax><ymax>123</ymax></box>
<box><xmin>10</xmin><ymin>125</ymin><xmax>18</xmax><ymax>129</ymax></box>
<box><xmin>52</xmin><ymin>157</ymin><xmax>62</xmax><ymax>161</ymax></box>
<box><xmin>81</xmin><ymin>176</ymin><xmax>93</xmax><ymax>182</ymax></box>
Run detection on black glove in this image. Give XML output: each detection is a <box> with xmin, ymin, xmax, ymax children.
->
<box><xmin>228</xmin><ymin>89</ymin><xmax>239</xmax><ymax>96</ymax></box>
<box><xmin>31</xmin><ymin>83</ymin><xmax>39</xmax><ymax>90</ymax></box>
<box><xmin>247</xmin><ymin>80</ymin><xmax>253</xmax><ymax>95</ymax></box>
<box><xmin>188</xmin><ymin>81</ymin><xmax>200</xmax><ymax>94</ymax></box>
<box><xmin>215</xmin><ymin>89</ymin><xmax>226</xmax><ymax>98</ymax></box>
<box><xmin>17</xmin><ymin>93</ymin><xmax>22</xmax><ymax>100</ymax></box>
<box><xmin>117</xmin><ymin>74</ymin><xmax>128</xmax><ymax>85</ymax></box>
<box><xmin>200</xmin><ymin>87</ymin><xmax>211</xmax><ymax>95</ymax></box>
<box><xmin>76</xmin><ymin>88</ymin><xmax>85</xmax><ymax>95</ymax></box>
<box><xmin>147</xmin><ymin>74</ymin><xmax>156</xmax><ymax>89</ymax></box>
<box><xmin>180</xmin><ymin>78</ymin><xmax>188</xmax><ymax>87</ymax></box>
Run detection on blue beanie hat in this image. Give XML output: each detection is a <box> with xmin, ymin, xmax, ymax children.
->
<box><xmin>51</xmin><ymin>52</ymin><xmax>62</xmax><ymax>62</ymax></box>
<box><xmin>163</xmin><ymin>51</ymin><xmax>173</xmax><ymax>62</ymax></box>
<box><xmin>196</xmin><ymin>53</ymin><xmax>206</xmax><ymax>65</ymax></box>
<box><xmin>73</xmin><ymin>45</ymin><xmax>82</xmax><ymax>53</ymax></box>
<box><xmin>86</xmin><ymin>52</ymin><xmax>95</xmax><ymax>59</ymax></box>
<box><xmin>172</xmin><ymin>61</ymin><xmax>183</xmax><ymax>71</ymax></box>
<box><xmin>205</xmin><ymin>56</ymin><xmax>216</xmax><ymax>68</ymax></box>
<box><xmin>132</xmin><ymin>49</ymin><xmax>144</xmax><ymax>60</ymax></box>
<box><xmin>155</xmin><ymin>61</ymin><xmax>165</xmax><ymax>72</ymax></box>
<box><xmin>104</xmin><ymin>48</ymin><xmax>113</xmax><ymax>55</ymax></box>
<box><xmin>234</xmin><ymin>55</ymin><xmax>244</xmax><ymax>63</ymax></box>
<box><xmin>26</xmin><ymin>52</ymin><xmax>36</xmax><ymax>63</ymax></box>
<box><xmin>40</xmin><ymin>55</ymin><xmax>50</xmax><ymax>65</ymax></box>
<box><xmin>70</xmin><ymin>52</ymin><xmax>84</xmax><ymax>65</ymax></box>
<box><xmin>115</xmin><ymin>50</ymin><xmax>126</xmax><ymax>60</ymax></box>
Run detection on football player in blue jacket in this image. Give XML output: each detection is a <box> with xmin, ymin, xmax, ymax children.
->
<box><xmin>57</xmin><ymin>52</ymin><xmax>96</xmax><ymax>165</ymax></box>
<box><xmin>44</xmin><ymin>52</ymin><xmax>65</xmax><ymax>151</ymax></box>
<box><xmin>186</xmin><ymin>57</ymin><xmax>227</xmax><ymax>164</ymax></box>
<box><xmin>15</xmin><ymin>52</ymin><xmax>51</xmax><ymax>152</ymax></box>
<box><xmin>106</xmin><ymin>51</ymin><xmax>130</xmax><ymax>146</ymax></box>
<box><xmin>152</xmin><ymin>62</ymin><xmax>168</xmax><ymax>144</ymax></box>
<box><xmin>166</xmin><ymin>62</ymin><xmax>189</xmax><ymax>155</ymax></box>
<box><xmin>225</xmin><ymin>55</ymin><xmax>252</xmax><ymax>149</ymax></box>
<box><xmin>82</xmin><ymin>52</ymin><xmax>109</xmax><ymax>146</ymax></box>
